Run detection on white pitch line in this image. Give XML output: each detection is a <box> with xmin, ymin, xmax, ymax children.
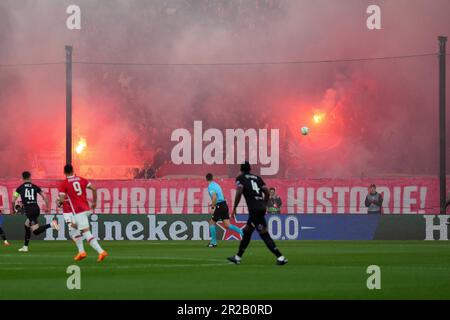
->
<box><xmin>1</xmin><ymin>263</ymin><xmax>449</xmax><ymax>270</ymax></box>
<box><xmin>0</xmin><ymin>255</ymin><xmax>227</xmax><ymax>263</ymax></box>
<box><xmin>0</xmin><ymin>262</ymin><xmax>231</xmax><ymax>270</ymax></box>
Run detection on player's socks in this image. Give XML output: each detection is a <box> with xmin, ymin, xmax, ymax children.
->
<box><xmin>0</xmin><ymin>227</ymin><xmax>6</xmax><ymax>241</ymax></box>
<box><xmin>259</xmin><ymin>232</ymin><xmax>282</xmax><ymax>258</ymax></box>
<box><xmin>83</xmin><ymin>231</ymin><xmax>104</xmax><ymax>254</ymax></box>
<box><xmin>209</xmin><ymin>224</ymin><xmax>217</xmax><ymax>245</ymax></box>
<box><xmin>69</xmin><ymin>227</ymin><xmax>85</xmax><ymax>253</ymax></box>
<box><xmin>32</xmin><ymin>224</ymin><xmax>51</xmax><ymax>235</ymax></box>
<box><xmin>228</xmin><ymin>224</ymin><xmax>243</xmax><ymax>236</ymax></box>
<box><xmin>74</xmin><ymin>235</ymin><xmax>85</xmax><ymax>253</ymax></box>
<box><xmin>24</xmin><ymin>226</ymin><xmax>31</xmax><ymax>246</ymax></box>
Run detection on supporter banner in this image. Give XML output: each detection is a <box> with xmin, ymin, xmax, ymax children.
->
<box><xmin>0</xmin><ymin>178</ymin><xmax>448</xmax><ymax>214</ymax></box>
<box><xmin>1</xmin><ymin>214</ymin><xmax>449</xmax><ymax>241</ymax></box>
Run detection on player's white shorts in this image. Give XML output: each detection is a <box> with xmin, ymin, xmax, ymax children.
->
<box><xmin>63</xmin><ymin>211</ymin><xmax>91</xmax><ymax>230</ymax></box>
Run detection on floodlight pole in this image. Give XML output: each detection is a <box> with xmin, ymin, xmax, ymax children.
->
<box><xmin>65</xmin><ymin>45</ymin><xmax>73</xmax><ymax>166</ymax></box>
<box><xmin>438</xmin><ymin>36</ymin><xmax>447</xmax><ymax>214</ymax></box>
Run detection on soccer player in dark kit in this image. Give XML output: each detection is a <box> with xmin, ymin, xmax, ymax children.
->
<box><xmin>12</xmin><ymin>171</ymin><xmax>59</xmax><ymax>252</ymax></box>
<box><xmin>227</xmin><ymin>161</ymin><xmax>288</xmax><ymax>265</ymax></box>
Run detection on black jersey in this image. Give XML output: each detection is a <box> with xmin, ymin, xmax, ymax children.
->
<box><xmin>15</xmin><ymin>183</ymin><xmax>42</xmax><ymax>206</ymax></box>
<box><xmin>235</xmin><ymin>173</ymin><xmax>267</xmax><ymax>212</ymax></box>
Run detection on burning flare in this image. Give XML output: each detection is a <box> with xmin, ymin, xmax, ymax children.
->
<box><xmin>313</xmin><ymin>112</ymin><xmax>326</xmax><ymax>124</ymax></box>
<box><xmin>75</xmin><ymin>138</ymin><xmax>87</xmax><ymax>154</ymax></box>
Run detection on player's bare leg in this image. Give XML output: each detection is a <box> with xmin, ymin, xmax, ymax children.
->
<box><xmin>208</xmin><ymin>219</ymin><xmax>217</xmax><ymax>247</ymax></box>
<box><xmin>222</xmin><ymin>219</ymin><xmax>244</xmax><ymax>239</ymax></box>
<box><xmin>31</xmin><ymin>219</ymin><xmax>59</xmax><ymax>236</ymax></box>
<box><xmin>18</xmin><ymin>220</ymin><xmax>31</xmax><ymax>252</ymax></box>
<box><xmin>19</xmin><ymin>220</ymin><xmax>59</xmax><ymax>252</ymax></box>
<box><xmin>51</xmin><ymin>219</ymin><xmax>60</xmax><ymax>231</ymax></box>
<box><xmin>80</xmin><ymin>227</ymin><xmax>108</xmax><ymax>262</ymax></box>
<box><xmin>0</xmin><ymin>227</ymin><xmax>9</xmax><ymax>246</ymax></box>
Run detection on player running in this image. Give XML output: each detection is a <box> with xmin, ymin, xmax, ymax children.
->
<box><xmin>57</xmin><ymin>164</ymin><xmax>108</xmax><ymax>262</ymax></box>
<box><xmin>227</xmin><ymin>162</ymin><xmax>288</xmax><ymax>265</ymax></box>
<box><xmin>12</xmin><ymin>171</ymin><xmax>59</xmax><ymax>252</ymax></box>
<box><xmin>0</xmin><ymin>208</ymin><xmax>10</xmax><ymax>246</ymax></box>
<box><xmin>58</xmin><ymin>182</ymin><xmax>87</xmax><ymax>261</ymax></box>
<box><xmin>206</xmin><ymin>173</ymin><xmax>243</xmax><ymax>248</ymax></box>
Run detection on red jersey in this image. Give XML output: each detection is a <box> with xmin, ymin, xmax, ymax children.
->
<box><xmin>60</xmin><ymin>194</ymin><xmax>71</xmax><ymax>214</ymax></box>
<box><xmin>58</xmin><ymin>175</ymin><xmax>92</xmax><ymax>214</ymax></box>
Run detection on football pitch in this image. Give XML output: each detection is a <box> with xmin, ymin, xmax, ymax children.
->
<box><xmin>1</xmin><ymin>240</ymin><xmax>449</xmax><ymax>300</ymax></box>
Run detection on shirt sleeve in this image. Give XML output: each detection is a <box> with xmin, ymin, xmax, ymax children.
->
<box><xmin>259</xmin><ymin>176</ymin><xmax>266</xmax><ymax>187</ymax></box>
<box><xmin>208</xmin><ymin>185</ymin><xmax>215</xmax><ymax>197</ymax></box>
<box><xmin>58</xmin><ymin>181</ymin><xmax>67</xmax><ymax>195</ymax></box>
<box><xmin>35</xmin><ymin>185</ymin><xmax>42</xmax><ymax>194</ymax></box>
<box><xmin>14</xmin><ymin>186</ymin><xmax>21</xmax><ymax>198</ymax></box>
<box><xmin>235</xmin><ymin>177</ymin><xmax>244</xmax><ymax>189</ymax></box>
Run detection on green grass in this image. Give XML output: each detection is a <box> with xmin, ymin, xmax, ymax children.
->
<box><xmin>1</xmin><ymin>240</ymin><xmax>449</xmax><ymax>300</ymax></box>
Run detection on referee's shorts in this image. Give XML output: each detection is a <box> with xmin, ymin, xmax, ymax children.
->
<box><xmin>211</xmin><ymin>202</ymin><xmax>230</xmax><ymax>222</ymax></box>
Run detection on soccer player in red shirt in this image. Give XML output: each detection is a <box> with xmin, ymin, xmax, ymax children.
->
<box><xmin>57</xmin><ymin>164</ymin><xmax>108</xmax><ymax>262</ymax></box>
<box><xmin>59</xmin><ymin>185</ymin><xmax>86</xmax><ymax>260</ymax></box>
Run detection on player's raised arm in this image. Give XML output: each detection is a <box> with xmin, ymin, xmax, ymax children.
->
<box><xmin>210</xmin><ymin>192</ymin><xmax>217</xmax><ymax>210</ymax></box>
<box><xmin>57</xmin><ymin>180</ymin><xmax>67</xmax><ymax>208</ymax></box>
<box><xmin>261</xmin><ymin>185</ymin><xmax>270</xmax><ymax>203</ymax></box>
<box><xmin>258</xmin><ymin>175</ymin><xmax>270</xmax><ymax>203</ymax></box>
<box><xmin>232</xmin><ymin>182</ymin><xmax>244</xmax><ymax>217</ymax></box>
<box><xmin>87</xmin><ymin>184</ymin><xmax>97</xmax><ymax>210</ymax></box>
<box><xmin>57</xmin><ymin>193</ymin><xmax>66</xmax><ymax>209</ymax></box>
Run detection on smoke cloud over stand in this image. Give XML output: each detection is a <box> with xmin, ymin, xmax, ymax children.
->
<box><xmin>0</xmin><ymin>0</ymin><xmax>449</xmax><ymax>179</ymax></box>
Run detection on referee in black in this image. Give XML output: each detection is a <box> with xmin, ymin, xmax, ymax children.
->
<box><xmin>228</xmin><ymin>161</ymin><xmax>288</xmax><ymax>265</ymax></box>
<box><xmin>11</xmin><ymin>171</ymin><xmax>59</xmax><ymax>252</ymax></box>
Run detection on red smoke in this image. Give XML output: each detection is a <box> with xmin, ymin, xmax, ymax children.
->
<box><xmin>0</xmin><ymin>0</ymin><xmax>449</xmax><ymax>179</ymax></box>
